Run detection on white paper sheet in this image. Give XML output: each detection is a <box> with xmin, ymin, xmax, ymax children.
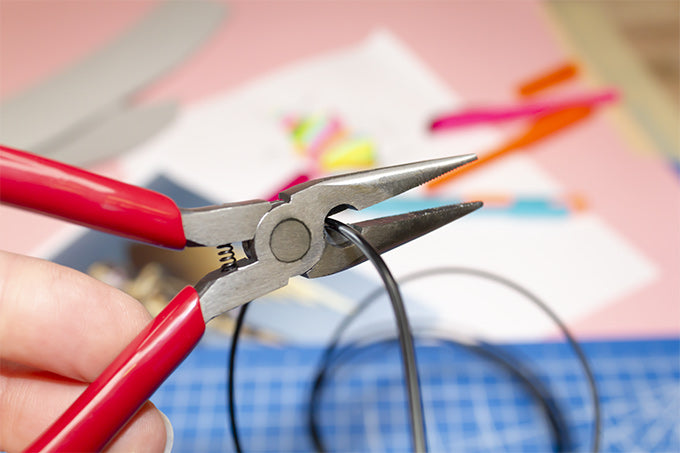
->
<box><xmin>124</xmin><ymin>30</ymin><xmax>657</xmax><ymax>342</ymax></box>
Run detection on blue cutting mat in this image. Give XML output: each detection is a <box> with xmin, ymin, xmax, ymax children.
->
<box><xmin>45</xmin><ymin>175</ymin><xmax>679</xmax><ymax>451</ymax></box>
<box><xmin>151</xmin><ymin>336</ymin><xmax>679</xmax><ymax>452</ymax></box>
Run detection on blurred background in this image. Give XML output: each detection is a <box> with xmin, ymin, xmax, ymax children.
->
<box><xmin>599</xmin><ymin>1</ymin><xmax>678</xmax><ymax>101</ymax></box>
<box><xmin>1</xmin><ymin>1</ymin><xmax>678</xmax><ymax>452</ymax></box>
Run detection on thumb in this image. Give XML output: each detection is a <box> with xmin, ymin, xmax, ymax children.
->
<box><xmin>104</xmin><ymin>401</ymin><xmax>173</xmax><ymax>453</ymax></box>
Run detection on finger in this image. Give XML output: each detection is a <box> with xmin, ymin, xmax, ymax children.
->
<box><xmin>0</xmin><ymin>250</ymin><xmax>154</xmax><ymax>382</ymax></box>
<box><xmin>0</xmin><ymin>366</ymin><xmax>168</xmax><ymax>453</ymax></box>
<box><xmin>107</xmin><ymin>402</ymin><xmax>171</xmax><ymax>453</ymax></box>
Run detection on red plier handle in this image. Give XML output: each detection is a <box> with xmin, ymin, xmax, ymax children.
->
<box><xmin>28</xmin><ymin>287</ymin><xmax>205</xmax><ymax>452</ymax></box>
<box><xmin>0</xmin><ymin>145</ymin><xmax>187</xmax><ymax>248</ymax></box>
<box><xmin>1</xmin><ymin>146</ymin><xmax>206</xmax><ymax>451</ymax></box>
<box><xmin>1</xmin><ymin>145</ymin><xmax>480</xmax><ymax>452</ymax></box>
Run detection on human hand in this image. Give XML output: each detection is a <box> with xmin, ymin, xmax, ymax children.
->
<box><xmin>0</xmin><ymin>251</ymin><xmax>172</xmax><ymax>452</ymax></box>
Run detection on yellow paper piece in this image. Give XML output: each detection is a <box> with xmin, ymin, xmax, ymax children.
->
<box><xmin>320</xmin><ymin>138</ymin><xmax>376</xmax><ymax>171</ymax></box>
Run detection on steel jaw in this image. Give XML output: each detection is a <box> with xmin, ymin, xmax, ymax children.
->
<box><xmin>197</xmin><ymin>154</ymin><xmax>479</xmax><ymax>322</ymax></box>
<box><xmin>305</xmin><ymin>201</ymin><xmax>482</xmax><ymax>278</ymax></box>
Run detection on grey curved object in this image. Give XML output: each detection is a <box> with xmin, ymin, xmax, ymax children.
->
<box><xmin>0</xmin><ymin>1</ymin><xmax>225</xmax><ymax>151</ymax></box>
<box><xmin>39</xmin><ymin>101</ymin><xmax>178</xmax><ymax>166</ymax></box>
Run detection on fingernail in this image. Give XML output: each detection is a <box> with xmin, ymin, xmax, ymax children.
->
<box><xmin>159</xmin><ymin>410</ymin><xmax>174</xmax><ymax>453</ymax></box>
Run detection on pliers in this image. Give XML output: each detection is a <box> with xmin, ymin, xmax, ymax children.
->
<box><xmin>0</xmin><ymin>145</ymin><xmax>481</xmax><ymax>452</ymax></box>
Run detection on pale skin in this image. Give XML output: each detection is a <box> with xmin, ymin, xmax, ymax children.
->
<box><xmin>0</xmin><ymin>251</ymin><xmax>169</xmax><ymax>452</ymax></box>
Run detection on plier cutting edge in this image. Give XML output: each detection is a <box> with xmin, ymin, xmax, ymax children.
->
<box><xmin>0</xmin><ymin>145</ymin><xmax>481</xmax><ymax>452</ymax></box>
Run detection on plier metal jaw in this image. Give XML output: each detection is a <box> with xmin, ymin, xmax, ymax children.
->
<box><xmin>0</xmin><ymin>145</ymin><xmax>480</xmax><ymax>452</ymax></box>
<box><xmin>193</xmin><ymin>154</ymin><xmax>481</xmax><ymax>322</ymax></box>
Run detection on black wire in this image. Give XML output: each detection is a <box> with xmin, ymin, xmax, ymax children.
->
<box><xmin>308</xmin><ymin>334</ymin><xmax>571</xmax><ymax>452</ymax></box>
<box><xmin>227</xmin><ymin>219</ymin><xmax>428</xmax><ymax>453</ymax></box>
<box><xmin>324</xmin><ymin>218</ymin><xmax>428</xmax><ymax>453</ymax></box>
<box><xmin>309</xmin><ymin>267</ymin><xmax>600</xmax><ymax>452</ymax></box>
<box><xmin>228</xmin><ymin>302</ymin><xmax>249</xmax><ymax>453</ymax></box>
<box><xmin>417</xmin><ymin>267</ymin><xmax>600</xmax><ymax>453</ymax></box>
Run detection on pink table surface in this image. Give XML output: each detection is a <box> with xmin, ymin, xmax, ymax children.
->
<box><xmin>1</xmin><ymin>0</ymin><xmax>678</xmax><ymax>339</ymax></box>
